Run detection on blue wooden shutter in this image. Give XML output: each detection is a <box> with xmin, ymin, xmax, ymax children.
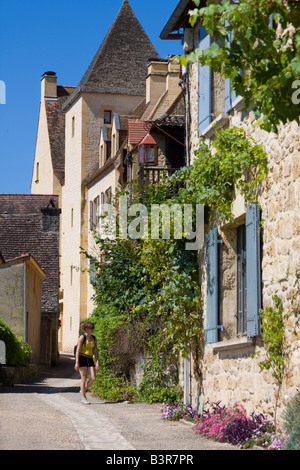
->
<box><xmin>206</xmin><ymin>228</ymin><xmax>219</xmax><ymax>343</ymax></box>
<box><xmin>198</xmin><ymin>26</ymin><xmax>212</xmax><ymax>134</ymax></box>
<box><xmin>246</xmin><ymin>204</ymin><xmax>261</xmax><ymax>337</ymax></box>
<box><xmin>95</xmin><ymin>196</ymin><xmax>100</xmax><ymax>228</ymax></box>
<box><xmin>100</xmin><ymin>192</ymin><xmax>105</xmax><ymax>216</ymax></box>
<box><xmin>225</xmin><ymin>77</ymin><xmax>237</xmax><ymax>112</ymax></box>
<box><xmin>89</xmin><ymin>201</ymin><xmax>93</xmax><ymax>230</ymax></box>
<box><xmin>224</xmin><ymin>22</ymin><xmax>237</xmax><ymax>112</ymax></box>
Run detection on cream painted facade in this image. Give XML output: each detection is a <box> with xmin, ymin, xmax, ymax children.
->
<box><xmin>31</xmin><ymin>99</ymin><xmax>54</xmax><ymax>195</ymax></box>
<box><xmin>60</xmin><ymin>96</ymin><xmax>84</xmax><ymax>351</ymax></box>
<box><xmin>86</xmin><ymin>167</ymin><xmax>117</xmax><ymax>316</ymax></box>
<box><xmin>31</xmin><ymin>73</ymin><xmax>70</xmax><ymax>201</ymax></box>
<box><xmin>32</xmin><ymin>60</ymin><xmax>184</xmax><ymax>353</ymax></box>
<box><xmin>31</xmin><ymin>2</ymin><xmax>184</xmax><ymax>357</ymax></box>
<box><xmin>61</xmin><ymin>91</ymin><xmax>145</xmax><ymax>352</ymax></box>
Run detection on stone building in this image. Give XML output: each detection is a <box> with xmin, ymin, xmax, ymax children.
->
<box><xmin>86</xmin><ymin>57</ymin><xmax>185</xmax><ymax>315</ymax></box>
<box><xmin>0</xmin><ymin>253</ymin><xmax>45</xmax><ymax>364</ymax></box>
<box><xmin>0</xmin><ymin>195</ymin><xmax>60</xmax><ymax>365</ymax></box>
<box><xmin>31</xmin><ymin>0</ymin><xmax>185</xmax><ymax>352</ymax></box>
<box><xmin>161</xmin><ymin>0</ymin><xmax>300</xmax><ymax>421</ymax></box>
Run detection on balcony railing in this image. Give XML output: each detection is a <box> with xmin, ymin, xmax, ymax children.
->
<box><xmin>137</xmin><ymin>166</ymin><xmax>185</xmax><ymax>197</ymax></box>
<box><xmin>138</xmin><ymin>166</ymin><xmax>180</xmax><ymax>184</ymax></box>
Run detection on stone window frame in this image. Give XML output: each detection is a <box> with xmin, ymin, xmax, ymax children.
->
<box><xmin>104</xmin><ymin>110</ymin><xmax>112</xmax><ymax>125</ymax></box>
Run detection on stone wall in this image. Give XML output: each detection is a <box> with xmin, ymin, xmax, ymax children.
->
<box><xmin>0</xmin><ymin>263</ymin><xmax>24</xmax><ymax>339</ymax></box>
<box><xmin>186</xmin><ymin>49</ymin><xmax>300</xmax><ymax>422</ymax></box>
<box><xmin>0</xmin><ymin>364</ymin><xmax>40</xmax><ymax>387</ymax></box>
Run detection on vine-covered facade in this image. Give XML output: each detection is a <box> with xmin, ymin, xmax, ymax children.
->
<box><xmin>161</xmin><ymin>0</ymin><xmax>300</xmax><ymax>422</ymax></box>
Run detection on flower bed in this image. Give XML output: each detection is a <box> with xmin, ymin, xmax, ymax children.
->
<box><xmin>161</xmin><ymin>400</ymin><xmax>198</xmax><ymax>421</ymax></box>
<box><xmin>162</xmin><ymin>399</ymin><xmax>290</xmax><ymax>450</ymax></box>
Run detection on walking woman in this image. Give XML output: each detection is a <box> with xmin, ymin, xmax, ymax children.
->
<box><xmin>74</xmin><ymin>321</ymin><xmax>99</xmax><ymax>404</ymax></box>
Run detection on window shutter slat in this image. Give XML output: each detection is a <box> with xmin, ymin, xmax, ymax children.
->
<box><xmin>89</xmin><ymin>201</ymin><xmax>93</xmax><ymax>230</ymax></box>
<box><xmin>206</xmin><ymin>228</ymin><xmax>219</xmax><ymax>343</ymax></box>
<box><xmin>95</xmin><ymin>196</ymin><xmax>100</xmax><ymax>227</ymax></box>
<box><xmin>224</xmin><ymin>22</ymin><xmax>238</xmax><ymax>112</ymax></box>
<box><xmin>225</xmin><ymin>77</ymin><xmax>237</xmax><ymax>112</ymax></box>
<box><xmin>246</xmin><ymin>204</ymin><xmax>261</xmax><ymax>337</ymax></box>
<box><xmin>198</xmin><ymin>27</ymin><xmax>212</xmax><ymax>134</ymax></box>
<box><xmin>224</xmin><ymin>77</ymin><xmax>232</xmax><ymax>113</ymax></box>
<box><xmin>100</xmin><ymin>192</ymin><xmax>105</xmax><ymax>216</ymax></box>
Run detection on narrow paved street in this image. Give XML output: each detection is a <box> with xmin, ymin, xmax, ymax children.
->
<box><xmin>0</xmin><ymin>353</ymin><xmax>239</xmax><ymax>452</ymax></box>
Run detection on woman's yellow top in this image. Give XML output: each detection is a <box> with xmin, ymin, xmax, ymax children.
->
<box><xmin>79</xmin><ymin>335</ymin><xmax>95</xmax><ymax>358</ymax></box>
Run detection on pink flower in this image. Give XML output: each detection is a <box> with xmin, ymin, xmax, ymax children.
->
<box><xmin>129</xmin><ymin>305</ymin><xmax>133</xmax><ymax>311</ymax></box>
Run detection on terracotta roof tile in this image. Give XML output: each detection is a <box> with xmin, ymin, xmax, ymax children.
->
<box><xmin>0</xmin><ymin>194</ymin><xmax>60</xmax><ymax>313</ymax></box>
<box><xmin>128</xmin><ymin>120</ymin><xmax>149</xmax><ymax>145</ymax></box>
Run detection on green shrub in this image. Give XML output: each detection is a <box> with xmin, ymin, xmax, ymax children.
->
<box><xmin>286</xmin><ymin>423</ymin><xmax>300</xmax><ymax>451</ymax></box>
<box><xmin>282</xmin><ymin>389</ymin><xmax>300</xmax><ymax>450</ymax></box>
<box><xmin>88</xmin><ymin>311</ymin><xmax>138</xmax><ymax>401</ymax></box>
<box><xmin>0</xmin><ymin>317</ymin><xmax>31</xmax><ymax>366</ymax></box>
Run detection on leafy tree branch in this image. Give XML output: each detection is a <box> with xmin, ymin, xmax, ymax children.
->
<box><xmin>177</xmin><ymin>0</ymin><xmax>300</xmax><ymax>132</ymax></box>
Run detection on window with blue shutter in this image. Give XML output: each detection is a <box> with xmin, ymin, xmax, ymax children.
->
<box><xmin>225</xmin><ymin>76</ymin><xmax>237</xmax><ymax>112</ymax></box>
<box><xmin>198</xmin><ymin>26</ymin><xmax>212</xmax><ymax>135</ymax></box>
<box><xmin>237</xmin><ymin>224</ymin><xmax>247</xmax><ymax>334</ymax></box>
<box><xmin>89</xmin><ymin>201</ymin><xmax>93</xmax><ymax>230</ymax></box>
<box><xmin>224</xmin><ymin>21</ymin><xmax>238</xmax><ymax>112</ymax></box>
<box><xmin>206</xmin><ymin>228</ymin><xmax>219</xmax><ymax>343</ymax></box>
<box><xmin>246</xmin><ymin>204</ymin><xmax>261</xmax><ymax>337</ymax></box>
<box><xmin>95</xmin><ymin>196</ymin><xmax>100</xmax><ymax>228</ymax></box>
<box><xmin>100</xmin><ymin>192</ymin><xmax>105</xmax><ymax>216</ymax></box>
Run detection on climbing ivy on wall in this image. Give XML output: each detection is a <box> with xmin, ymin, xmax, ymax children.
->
<box><xmin>172</xmin><ymin>126</ymin><xmax>268</xmax><ymax>222</ymax></box>
<box><xmin>82</xmin><ymin>126</ymin><xmax>269</xmax><ymax>402</ymax></box>
<box><xmin>178</xmin><ymin>0</ymin><xmax>300</xmax><ymax>132</ymax></box>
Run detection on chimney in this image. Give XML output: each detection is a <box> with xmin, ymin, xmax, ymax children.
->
<box><xmin>166</xmin><ymin>61</ymin><xmax>182</xmax><ymax>101</ymax></box>
<box><xmin>41</xmin><ymin>71</ymin><xmax>57</xmax><ymax>100</ymax></box>
<box><xmin>146</xmin><ymin>60</ymin><xmax>168</xmax><ymax>104</ymax></box>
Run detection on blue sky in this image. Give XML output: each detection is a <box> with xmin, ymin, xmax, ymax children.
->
<box><xmin>0</xmin><ymin>0</ymin><xmax>183</xmax><ymax>194</ymax></box>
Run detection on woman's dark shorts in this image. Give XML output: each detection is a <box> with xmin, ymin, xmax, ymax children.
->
<box><xmin>79</xmin><ymin>355</ymin><xmax>95</xmax><ymax>368</ymax></box>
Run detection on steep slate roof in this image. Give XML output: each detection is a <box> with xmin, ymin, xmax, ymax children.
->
<box><xmin>0</xmin><ymin>195</ymin><xmax>60</xmax><ymax>313</ymax></box>
<box><xmin>45</xmin><ymin>86</ymin><xmax>75</xmax><ymax>171</ymax></box>
<box><xmin>63</xmin><ymin>0</ymin><xmax>160</xmax><ymax>109</ymax></box>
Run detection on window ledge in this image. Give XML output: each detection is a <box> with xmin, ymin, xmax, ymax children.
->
<box><xmin>213</xmin><ymin>336</ymin><xmax>255</xmax><ymax>353</ymax></box>
<box><xmin>201</xmin><ymin>96</ymin><xmax>246</xmax><ymax>138</ymax></box>
<box><xmin>232</xmin><ymin>95</ymin><xmax>244</xmax><ymax>110</ymax></box>
<box><xmin>201</xmin><ymin>113</ymin><xmax>229</xmax><ymax>138</ymax></box>
<box><xmin>226</xmin><ymin>95</ymin><xmax>245</xmax><ymax>114</ymax></box>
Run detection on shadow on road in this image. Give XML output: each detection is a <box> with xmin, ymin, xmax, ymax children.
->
<box><xmin>0</xmin><ymin>353</ymin><xmax>80</xmax><ymax>395</ymax></box>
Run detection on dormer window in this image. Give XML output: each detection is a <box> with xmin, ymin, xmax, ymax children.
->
<box><xmin>99</xmin><ymin>125</ymin><xmax>108</xmax><ymax>167</ymax></box>
<box><xmin>138</xmin><ymin>133</ymin><xmax>157</xmax><ymax>165</ymax></box>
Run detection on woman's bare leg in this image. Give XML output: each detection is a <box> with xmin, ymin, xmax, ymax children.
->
<box><xmin>85</xmin><ymin>367</ymin><xmax>96</xmax><ymax>391</ymax></box>
<box><xmin>79</xmin><ymin>367</ymin><xmax>88</xmax><ymax>399</ymax></box>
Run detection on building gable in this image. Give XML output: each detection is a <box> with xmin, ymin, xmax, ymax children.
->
<box><xmin>64</xmin><ymin>0</ymin><xmax>159</xmax><ymax>107</ymax></box>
